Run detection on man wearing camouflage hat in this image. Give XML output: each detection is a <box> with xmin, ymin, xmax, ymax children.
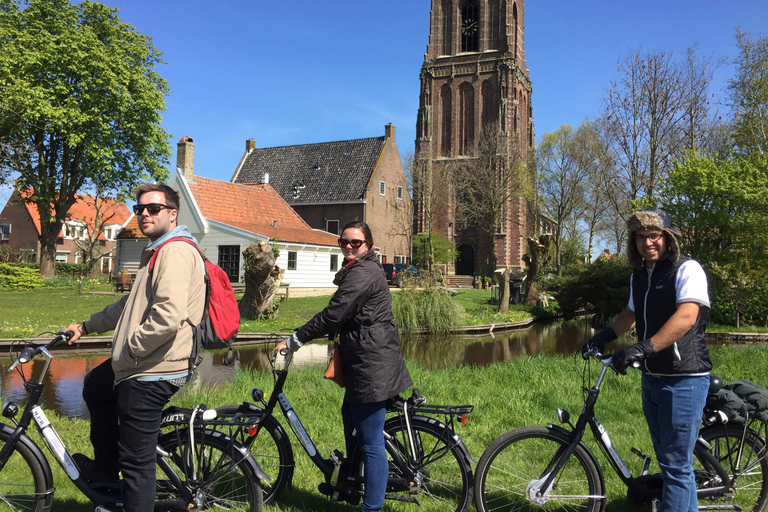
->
<box><xmin>581</xmin><ymin>208</ymin><xmax>711</xmax><ymax>512</ymax></box>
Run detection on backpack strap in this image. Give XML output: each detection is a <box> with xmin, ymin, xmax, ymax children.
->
<box><xmin>147</xmin><ymin>237</ymin><xmax>209</xmax><ymax>374</ymax></box>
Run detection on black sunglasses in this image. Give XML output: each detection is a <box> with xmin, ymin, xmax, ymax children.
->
<box><xmin>338</xmin><ymin>238</ymin><xmax>365</xmax><ymax>248</ymax></box>
<box><xmin>133</xmin><ymin>203</ymin><xmax>171</xmax><ymax>216</ymax></box>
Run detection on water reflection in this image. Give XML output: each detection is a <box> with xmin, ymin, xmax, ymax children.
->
<box><xmin>1</xmin><ymin>319</ymin><xmax>615</xmax><ymax>419</ymax></box>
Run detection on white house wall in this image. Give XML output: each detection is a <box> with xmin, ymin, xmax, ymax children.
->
<box><xmin>193</xmin><ymin>229</ymin><xmax>258</xmax><ymax>282</ymax></box>
<box><xmin>276</xmin><ymin>244</ymin><xmax>340</xmax><ymax>288</ymax></box>
<box><xmin>115</xmin><ymin>239</ymin><xmax>148</xmax><ymax>275</ymax></box>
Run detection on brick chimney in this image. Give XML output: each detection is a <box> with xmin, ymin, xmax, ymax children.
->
<box><xmin>246</xmin><ymin>138</ymin><xmax>256</xmax><ymax>151</ymax></box>
<box><xmin>385</xmin><ymin>123</ymin><xmax>395</xmax><ymax>140</ymax></box>
<box><xmin>177</xmin><ymin>136</ymin><xmax>195</xmax><ymax>180</ymax></box>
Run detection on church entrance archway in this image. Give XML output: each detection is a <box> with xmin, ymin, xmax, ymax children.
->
<box><xmin>456</xmin><ymin>244</ymin><xmax>475</xmax><ymax>275</ymax></box>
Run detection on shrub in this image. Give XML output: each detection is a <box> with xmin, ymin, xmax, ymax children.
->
<box><xmin>0</xmin><ymin>264</ymin><xmax>43</xmax><ymax>289</ymax></box>
<box><xmin>392</xmin><ymin>287</ymin><xmax>464</xmax><ymax>334</ymax></box>
<box><xmin>544</xmin><ymin>256</ymin><xmax>631</xmax><ymax>323</ymax></box>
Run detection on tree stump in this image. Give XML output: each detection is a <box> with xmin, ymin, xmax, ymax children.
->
<box><xmin>522</xmin><ymin>234</ymin><xmax>552</xmax><ymax>306</ymax></box>
<box><xmin>239</xmin><ymin>241</ymin><xmax>285</xmax><ymax>320</ymax></box>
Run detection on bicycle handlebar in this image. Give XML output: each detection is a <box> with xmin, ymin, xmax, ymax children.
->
<box><xmin>6</xmin><ymin>331</ymin><xmax>74</xmax><ymax>373</ymax></box>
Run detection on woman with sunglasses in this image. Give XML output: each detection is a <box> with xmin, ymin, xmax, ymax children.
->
<box><xmin>274</xmin><ymin>220</ymin><xmax>412</xmax><ymax>512</ymax></box>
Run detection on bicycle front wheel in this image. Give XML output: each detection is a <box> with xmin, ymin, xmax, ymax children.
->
<box><xmin>695</xmin><ymin>424</ymin><xmax>768</xmax><ymax>512</ymax></box>
<box><xmin>157</xmin><ymin>428</ymin><xmax>262</xmax><ymax>511</ymax></box>
<box><xmin>0</xmin><ymin>426</ymin><xmax>52</xmax><ymax>512</ymax></box>
<box><xmin>355</xmin><ymin>416</ymin><xmax>473</xmax><ymax>512</ymax></box>
<box><xmin>474</xmin><ymin>425</ymin><xmax>605</xmax><ymax>512</ymax></box>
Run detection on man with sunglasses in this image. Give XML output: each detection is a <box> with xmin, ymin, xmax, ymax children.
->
<box><xmin>65</xmin><ymin>183</ymin><xmax>206</xmax><ymax>512</ymax></box>
<box><xmin>581</xmin><ymin>209</ymin><xmax>711</xmax><ymax>512</ymax></box>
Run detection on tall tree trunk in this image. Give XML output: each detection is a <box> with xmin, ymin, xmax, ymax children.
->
<box><xmin>39</xmin><ymin>222</ymin><xmax>60</xmax><ymax>278</ymax></box>
<box><xmin>499</xmin><ymin>267</ymin><xmax>511</xmax><ymax>314</ymax></box>
<box><xmin>522</xmin><ymin>234</ymin><xmax>552</xmax><ymax>306</ymax></box>
<box><xmin>238</xmin><ymin>241</ymin><xmax>285</xmax><ymax>320</ymax></box>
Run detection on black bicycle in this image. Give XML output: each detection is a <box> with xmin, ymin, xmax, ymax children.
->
<box><xmin>473</xmin><ymin>347</ymin><xmax>768</xmax><ymax>512</ymax></box>
<box><xmin>0</xmin><ymin>331</ymin><xmax>264</xmax><ymax>512</ymax></box>
<box><xmin>164</xmin><ymin>339</ymin><xmax>476</xmax><ymax>511</ymax></box>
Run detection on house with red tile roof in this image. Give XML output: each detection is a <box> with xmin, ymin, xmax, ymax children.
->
<box><xmin>0</xmin><ymin>189</ymin><xmax>130</xmax><ymax>273</ymax></box>
<box><xmin>116</xmin><ymin>145</ymin><xmax>344</xmax><ymax>288</ymax></box>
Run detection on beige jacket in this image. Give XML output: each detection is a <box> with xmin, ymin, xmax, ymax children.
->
<box><xmin>84</xmin><ymin>241</ymin><xmax>206</xmax><ymax>383</ymax></box>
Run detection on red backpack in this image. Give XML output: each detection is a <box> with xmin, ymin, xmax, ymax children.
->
<box><xmin>149</xmin><ymin>238</ymin><xmax>240</xmax><ymax>352</ymax></box>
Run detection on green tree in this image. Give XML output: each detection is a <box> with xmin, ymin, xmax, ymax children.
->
<box><xmin>659</xmin><ymin>152</ymin><xmax>768</xmax><ymax>268</ymax></box>
<box><xmin>0</xmin><ymin>0</ymin><xmax>171</xmax><ymax>277</ymax></box>
<box><xmin>728</xmin><ymin>30</ymin><xmax>768</xmax><ymax>155</ymax></box>
<box><xmin>412</xmin><ymin>232</ymin><xmax>454</xmax><ymax>268</ymax></box>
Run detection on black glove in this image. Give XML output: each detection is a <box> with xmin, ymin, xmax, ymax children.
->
<box><xmin>612</xmin><ymin>339</ymin><xmax>658</xmax><ymax>375</ymax></box>
<box><xmin>581</xmin><ymin>327</ymin><xmax>618</xmax><ymax>359</ymax></box>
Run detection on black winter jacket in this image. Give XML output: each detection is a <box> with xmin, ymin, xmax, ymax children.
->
<box><xmin>296</xmin><ymin>251</ymin><xmax>412</xmax><ymax>403</ymax></box>
<box><xmin>631</xmin><ymin>256</ymin><xmax>711</xmax><ymax>376</ymax></box>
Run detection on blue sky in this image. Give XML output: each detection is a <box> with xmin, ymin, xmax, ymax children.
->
<box><xmin>2</xmin><ymin>1</ymin><xmax>767</xmax><ymax>206</ymax></box>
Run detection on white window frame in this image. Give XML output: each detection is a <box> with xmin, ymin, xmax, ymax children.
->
<box><xmin>397</xmin><ymin>186</ymin><xmax>403</xmax><ymax>200</ymax></box>
<box><xmin>379</xmin><ymin>181</ymin><xmax>385</xmax><ymax>195</ymax></box>
<box><xmin>330</xmin><ymin>254</ymin><xmax>339</xmax><ymax>272</ymax></box>
<box><xmin>326</xmin><ymin>219</ymin><xmax>340</xmax><ymax>235</ymax></box>
<box><xmin>287</xmin><ymin>251</ymin><xmax>297</xmax><ymax>270</ymax></box>
<box><xmin>0</xmin><ymin>224</ymin><xmax>10</xmax><ymax>240</ymax></box>
<box><xmin>55</xmin><ymin>251</ymin><xmax>69</xmax><ymax>263</ymax></box>
<box><xmin>395</xmin><ymin>255</ymin><xmax>407</xmax><ymax>263</ymax></box>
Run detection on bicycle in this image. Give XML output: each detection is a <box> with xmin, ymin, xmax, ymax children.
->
<box><xmin>473</xmin><ymin>347</ymin><xmax>768</xmax><ymax>512</ymax></box>
<box><xmin>0</xmin><ymin>331</ymin><xmax>264</xmax><ymax>512</ymax></box>
<box><xmin>162</xmin><ymin>339</ymin><xmax>476</xmax><ymax>511</ymax></box>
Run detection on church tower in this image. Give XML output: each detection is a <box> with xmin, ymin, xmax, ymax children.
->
<box><xmin>414</xmin><ymin>0</ymin><xmax>534</xmax><ymax>276</ymax></box>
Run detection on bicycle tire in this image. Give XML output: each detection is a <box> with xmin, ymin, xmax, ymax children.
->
<box><xmin>695</xmin><ymin>424</ymin><xmax>768</xmax><ymax>512</ymax></box>
<box><xmin>157</xmin><ymin>427</ymin><xmax>263</xmax><ymax>511</ymax></box>
<box><xmin>474</xmin><ymin>425</ymin><xmax>605</xmax><ymax>512</ymax></box>
<box><xmin>214</xmin><ymin>403</ymin><xmax>294</xmax><ymax>505</ymax></box>
<box><xmin>353</xmin><ymin>416</ymin><xmax>473</xmax><ymax>512</ymax></box>
<box><xmin>0</xmin><ymin>426</ymin><xmax>53</xmax><ymax>512</ymax></box>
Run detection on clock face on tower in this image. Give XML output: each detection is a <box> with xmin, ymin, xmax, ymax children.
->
<box><xmin>461</xmin><ymin>18</ymin><xmax>478</xmax><ymax>35</ymax></box>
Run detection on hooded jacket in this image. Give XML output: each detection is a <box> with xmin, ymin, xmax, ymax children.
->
<box><xmin>84</xmin><ymin>226</ymin><xmax>206</xmax><ymax>383</ymax></box>
<box><xmin>296</xmin><ymin>251</ymin><xmax>413</xmax><ymax>403</ymax></box>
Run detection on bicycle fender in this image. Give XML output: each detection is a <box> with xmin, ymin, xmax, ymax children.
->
<box><xmin>546</xmin><ymin>423</ymin><xmax>606</xmax><ymax>491</ymax></box>
<box><xmin>0</xmin><ymin>422</ymin><xmax>55</xmax><ymax>497</ymax></box>
<box><xmin>385</xmin><ymin>414</ymin><xmax>477</xmax><ymax>465</ymax></box>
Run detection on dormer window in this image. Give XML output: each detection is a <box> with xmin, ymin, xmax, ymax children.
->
<box><xmin>460</xmin><ymin>0</ymin><xmax>479</xmax><ymax>53</ymax></box>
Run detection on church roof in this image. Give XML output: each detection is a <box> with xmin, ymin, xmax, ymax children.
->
<box><xmin>232</xmin><ymin>136</ymin><xmax>386</xmax><ymax>204</ymax></box>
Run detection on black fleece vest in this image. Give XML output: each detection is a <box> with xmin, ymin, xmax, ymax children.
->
<box><xmin>631</xmin><ymin>256</ymin><xmax>711</xmax><ymax>376</ymax></box>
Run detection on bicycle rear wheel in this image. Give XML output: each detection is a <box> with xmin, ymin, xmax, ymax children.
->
<box><xmin>0</xmin><ymin>426</ymin><xmax>52</xmax><ymax>512</ymax></box>
<box><xmin>474</xmin><ymin>425</ymin><xmax>605</xmax><ymax>512</ymax></box>
<box><xmin>695</xmin><ymin>424</ymin><xmax>768</xmax><ymax>512</ymax></box>
<box><xmin>157</xmin><ymin>428</ymin><xmax>262</xmax><ymax>511</ymax></box>
<box><xmin>214</xmin><ymin>403</ymin><xmax>294</xmax><ymax>505</ymax></box>
<box><xmin>355</xmin><ymin>416</ymin><xmax>473</xmax><ymax>512</ymax></box>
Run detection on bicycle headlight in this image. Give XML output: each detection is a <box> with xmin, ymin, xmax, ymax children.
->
<box><xmin>556</xmin><ymin>408</ymin><xmax>570</xmax><ymax>424</ymax></box>
<box><xmin>251</xmin><ymin>388</ymin><xmax>264</xmax><ymax>403</ymax></box>
<box><xmin>2</xmin><ymin>400</ymin><xmax>18</xmax><ymax>419</ymax></box>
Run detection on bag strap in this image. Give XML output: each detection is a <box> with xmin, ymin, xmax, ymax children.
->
<box><xmin>147</xmin><ymin>237</ymin><xmax>209</xmax><ymax>373</ymax></box>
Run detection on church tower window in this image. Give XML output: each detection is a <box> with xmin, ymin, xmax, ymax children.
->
<box><xmin>441</xmin><ymin>0</ymin><xmax>453</xmax><ymax>55</ymax></box>
<box><xmin>459</xmin><ymin>82</ymin><xmax>475</xmax><ymax>154</ymax></box>
<box><xmin>460</xmin><ymin>0</ymin><xmax>479</xmax><ymax>53</ymax></box>
<box><xmin>441</xmin><ymin>85</ymin><xmax>452</xmax><ymax>156</ymax></box>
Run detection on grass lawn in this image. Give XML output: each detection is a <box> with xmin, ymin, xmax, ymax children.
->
<box><xmin>30</xmin><ymin>344</ymin><xmax>768</xmax><ymax>511</ymax></box>
<box><xmin>1</xmin><ymin>286</ymin><xmax>763</xmax><ymax>338</ymax></box>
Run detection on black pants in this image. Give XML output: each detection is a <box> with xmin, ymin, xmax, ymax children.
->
<box><xmin>83</xmin><ymin>359</ymin><xmax>178</xmax><ymax>512</ymax></box>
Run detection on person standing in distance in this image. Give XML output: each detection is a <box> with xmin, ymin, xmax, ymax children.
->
<box><xmin>66</xmin><ymin>183</ymin><xmax>206</xmax><ymax>512</ymax></box>
<box><xmin>274</xmin><ymin>220</ymin><xmax>412</xmax><ymax>512</ymax></box>
<box><xmin>581</xmin><ymin>208</ymin><xmax>711</xmax><ymax>512</ymax></box>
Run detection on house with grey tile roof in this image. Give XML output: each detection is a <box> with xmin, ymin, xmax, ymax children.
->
<box><xmin>231</xmin><ymin>124</ymin><xmax>412</xmax><ymax>264</ymax></box>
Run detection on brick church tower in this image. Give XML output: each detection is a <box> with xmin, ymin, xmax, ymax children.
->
<box><xmin>414</xmin><ymin>0</ymin><xmax>534</xmax><ymax>277</ymax></box>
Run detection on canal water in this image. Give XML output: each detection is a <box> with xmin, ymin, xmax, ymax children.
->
<box><xmin>1</xmin><ymin>319</ymin><xmax>628</xmax><ymax>419</ymax></box>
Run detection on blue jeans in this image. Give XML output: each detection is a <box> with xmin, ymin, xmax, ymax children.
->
<box><xmin>641</xmin><ymin>373</ymin><xmax>709</xmax><ymax>512</ymax></box>
<box><xmin>342</xmin><ymin>399</ymin><xmax>387</xmax><ymax>512</ymax></box>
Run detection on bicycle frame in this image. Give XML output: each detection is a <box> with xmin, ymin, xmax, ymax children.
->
<box><xmin>533</xmin><ymin>353</ymin><xmax>734</xmax><ymax>504</ymax></box>
<box><xmin>0</xmin><ymin>334</ymin><xmax>237</xmax><ymax>511</ymax></box>
<box><xmin>247</xmin><ymin>349</ymin><xmax>474</xmax><ymax>494</ymax></box>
